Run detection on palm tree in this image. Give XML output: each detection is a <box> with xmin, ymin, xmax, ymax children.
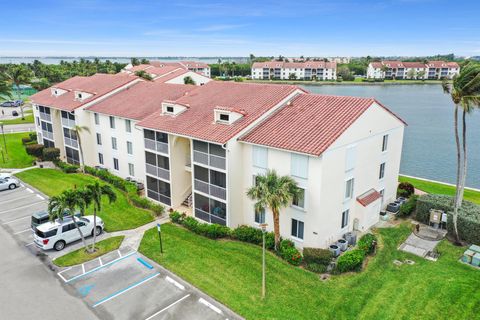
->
<box><xmin>442</xmin><ymin>63</ymin><xmax>480</xmax><ymax>243</ymax></box>
<box><xmin>0</xmin><ymin>73</ymin><xmax>12</xmax><ymax>100</ymax></box>
<box><xmin>247</xmin><ymin>170</ymin><xmax>300</xmax><ymax>251</ymax></box>
<box><xmin>48</xmin><ymin>189</ymin><xmax>88</xmax><ymax>250</ymax></box>
<box><xmin>6</xmin><ymin>65</ymin><xmax>33</xmax><ymax>120</ymax></box>
<box><xmin>72</xmin><ymin>125</ymin><xmax>90</xmax><ymax>173</ymax></box>
<box><xmin>84</xmin><ymin>182</ymin><xmax>116</xmax><ymax>253</ymax></box>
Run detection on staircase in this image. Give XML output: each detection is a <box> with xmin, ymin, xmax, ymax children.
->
<box><xmin>182</xmin><ymin>193</ymin><xmax>193</xmax><ymax>207</ymax></box>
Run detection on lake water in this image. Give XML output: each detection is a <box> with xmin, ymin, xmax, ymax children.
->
<box><xmin>302</xmin><ymin>84</ymin><xmax>480</xmax><ymax>188</ymax></box>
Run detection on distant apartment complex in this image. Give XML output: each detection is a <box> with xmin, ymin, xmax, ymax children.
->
<box><xmin>30</xmin><ymin>72</ymin><xmax>405</xmax><ymax>249</ymax></box>
<box><xmin>367</xmin><ymin>60</ymin><xmax>460</xmax><ymax>80</ymax></box>
<box><xmin>251</xmin><ymin>61</ymin><xmax>337</xmax><ymax>80</ymax></box>
<box><xmin>124</xmin><ymin>60</ymin><xmax>211</xmax><ymax>79</ymax></box>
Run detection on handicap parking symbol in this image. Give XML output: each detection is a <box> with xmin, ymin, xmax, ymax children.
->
<box><xmin>78</xmin><ymin>284</ymin><xmax>95</xmax><ymax>297</ymax></box>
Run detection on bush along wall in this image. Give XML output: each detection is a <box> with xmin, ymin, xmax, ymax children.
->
<box><xmin>169</xmin><ymin>211</ymin><xmax>302</xmax><ymax>266</ymax></box>
<box><xmin>416</xmin><ymin>194</ymin><xmax>480</xmax><ymax>244</ymax></box>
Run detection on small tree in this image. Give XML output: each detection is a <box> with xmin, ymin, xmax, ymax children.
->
<box><xmin>0</xmin><ymin>73</ymin><xmax>12</xmax><ymax>100</ymax></box>
<box><xmin>6</xmin><ymin>65</ymin><xmax>33</xmax><ymax>120</ymax></box>
<box><xmin>131</xmin><ymin>58</ymin><xmax>140</xmax><ymax>66</ymax></box>
<box><xmin>183</xmin><ymin>76</ymin><xmax>196</xmax><ymax>85</ymax></box>
<box><xmin>288</xmin><ymin>73</ymin><xmax>297</xmax><ymax>80</ymax></box>
<box><xmin>135</xmin><ymin>70</ymin><xmax>153</xmax><ymax>81</ymax></box>
<box><xmin>417</xmin><ymin>70</ymin><xmax>426</xmax><ymax>80</ymax></box>
<box><xmin>406</xmin><ymin>69</ymin><xmax>417</xmax><ymax>80</ymax></box>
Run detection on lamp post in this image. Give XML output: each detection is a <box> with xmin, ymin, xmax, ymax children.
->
<box><xmin>260</xmin><ymin>223</ymin><xmax>268</xmax><ymax>299</ymax></box>
<box><xmin>157</xmin><ymin>223</ymin><xmax>163</xmax><ymax>254</ymax></box>
<box><xmin>0</xmin><ymin>123</ymin><xmax>7</xmax><ymax>157</ymax></box>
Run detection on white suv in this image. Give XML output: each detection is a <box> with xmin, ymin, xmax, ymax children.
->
<box><xmin>33</xmin><ymin>216</ymin><xmax>104</xmax><ymax>251</ymax></box>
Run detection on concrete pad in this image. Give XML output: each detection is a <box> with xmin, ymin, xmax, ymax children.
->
<box><xmin>401</xmin><ymin>244</ymin><xmax>427</xmax><ymax>257</ymax></box>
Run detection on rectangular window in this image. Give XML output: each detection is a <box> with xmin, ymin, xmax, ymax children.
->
<box><xmin>292</xmin><ymin>188</ymin><xmax>305</xmax><ymax>209</ymax></box>
<box><xmin>382</xmin><ymin>134</ymin><xmax>389</xmax><ymax>152</ymax></box>
<box><xmin>128</xmin><ymin>163</ymin><xmax>135</xmax><ymax>176</ymax></box>
<box><xmin>98</xmin><ymin>153</ymin><xmax>103</xmax><ymax>164</ymax></box>
<box><xmin>255</xmin><ymin>207</ymin><xmax>265</xmax><ymax>224</ymax></box>
<box><xmin>127</xmin><ymin>141</ymin><xmax>133</xmax><ymax>155</ymax></box>
<box><xmin>111</xmin><ymin>137</ymin><xmax>117</xmax><ymax>150</ymax></box>
<box><xmin>96</xmin><ymin>133</ymin><xmax>102</xmax><ymax>145</ymax></box>
<box><xmin>94</xmin><ymin>113</ymin><xmax>99</xmax><ymax>125</ymax></box>
<box><xmin>345</xmin><ymin>178</ymin><xmax>354</xmax><ymax>199</ymax></box>
<box><xmin>125</xmin><ymin>119</ymin><xmax>131</xmax><ymax>133</ymax></box>
<box><xmin>341</xmin><ymin>209</ymin><xmax>349</xmax><ymax>228</ymax></box>
<box><xmin>166</xmin><ymin>106</ymin><xmax>174</xmax><ymax>113</ymax></box>
<box><xmin>379</xmin><ymin>163</ymin><xmax>386</xmax><ymax>179</ymax></box>
<box><xmin>291</xmin><ymin>219</ymin><xmax>304</xmax><ymax>240</ymax></box>
<box><xmin>109</xmin><ymin>116</ymin><xmax>115</xmax><ymax>129</ymax></box>
<box><xmin>252</xmin><ymin>146</ymin><xmax>268</xmax><ymax>168</ymax></box>
<box><xmin>219</xmin><ymin>113</ymin><xmax>229</xmax><ymax>122</ymax></box>
<box><xmin>379</xmin><ymin>189</ymin><xmax>385</xmax><ymax>204</ymax></box>
<box><xmin>113</xmin><ymin>158</ymin><xmax>119</xmax><ymax>170</ymax></box>
<box><xmin>291</xmin><ymin>153</ymin><xmax>309</xmax><ymax>179</ymax></box>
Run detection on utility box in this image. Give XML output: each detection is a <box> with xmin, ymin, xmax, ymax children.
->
<box><xmin>472</xmin><ymin>253</ymin><xmax>480</xmax><ymax>267</ymax></box>
<box><xmin>469</xmin><ymin>244</ymin><xmax>480</xmax><ymax>254</ymax></box>
<box><xmin>462</xmin><ymin>250</ymin><xmax>475</xmax><ymax>264</ymax></box>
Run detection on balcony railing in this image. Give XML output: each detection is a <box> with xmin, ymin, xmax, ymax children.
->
<box><xmin>64</xmin><ymin>137</ymin><xmax>79</xmax><ymax>149</ymax></box>
<box><xmin>42</xmin><ymin>130</ymin><xmax>54</xmax><ymax>140</ymax></box>
<box><xmin>194</xmin><ymin>179</ymin><xmax>226</xmax><ymax>200</ymax></box>
<box><xmin>61</xmin><ymin>117</ymin><xmax>76</xmax><ymax>128</ymax></box>
<box><xmin>194</xmin><ymin>208</ymin><xmax>226</xmax><ymax>225</ymax></box>
<box><xmin>39</xmin><ymin>112</ymin><xmax>52</xmax><ymax>122</ymax></box>
<box><xmin>193</xmin><ymin>150</ymin><xmax>226</xmax><ymax>170</ymax></box>
<box><xmin>146</xmin><ymin>163</ymin><xmax>170</xmax><ymax>181</ymax></box>
<box><xmin>144</xmin><ymin>138</ymin><xmax>168</xmax><ymax>154</ymax></box>
<box><xmin>147</xmin><ymin>189</ymin><xmax>171</xmax><ymax>206</ymax></box>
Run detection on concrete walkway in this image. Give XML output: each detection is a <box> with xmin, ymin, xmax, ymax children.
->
<box><xmin>398</xmin><ymin>224</ymin><xmax>446</xmax><ymax>258</ymax></box>
<box><xmin>110</xmin><ymin>216</ymin><xmax>170</xmax><ymax>250</ymax></box>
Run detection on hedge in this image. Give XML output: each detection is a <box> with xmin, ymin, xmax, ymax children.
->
<box><xmin>231</xmin><ymin>225</ymin><xmax>275</xmax><ymax>250</ymax></box>
<box><xmin>357</xmin><ymin>233</ymin><xmax>377</xmax><ymax>255</ymax></box>
<box><xmin>279</xmin><ymin>240</ymin><xmax>303</xmax><ymax>266</ymax></box>
<box><xmin>25</xmin><ymin>144</ymin><xmax>44</xmax><ymax>158</ymax></box>
<box><xmin>22</xmin><ymin>137</ymin><xmax>32</xmax><ymax>145</ymax></box>
<box><xmin>416</xmin><ymin>194</ymin><xmax>480</xmax><ymax>244</ymax></box>
<box><xmin>56</xmin><ymin>161</ymin><xmax>79</xmax><ymax>173</ymax></box>
<box><xmin>397</xmin><ymin>181</ymin><xmax>415</xmax><ymax>197</ymax></box>
<box><xmin>398</xmin><ymin>195</ymin><xmax>418</xmax><ymax>217</ymax></box>
<box><xmin>336</xmin><ymin>249</ymin><xmax>365</xmax><ymax>273</ymax></box>
<box><xmin>42</xmin><ymin>147</ymin><xmax>60</xmax><ymax>161</ymax></box>
<box><xmin>303</xmin><ymin>247</ymin><xmax>333</xmax><ymax>266</ymax></box>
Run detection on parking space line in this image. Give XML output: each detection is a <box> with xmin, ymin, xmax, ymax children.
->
<box><xmin>1</xmin><ymin>195</ymin><xmax>33</xmax><ymax>204</ymax></box>
<box><xmin>92</xmin><ymin>272</ymin><xmax>160</xmax><ymax>308</ymax></box>
<box><xmin>144</xmin><ymin>294</ymin><xmax>191</xmax><ymax>320</ymax></box>
<box><xmin>117</xmin><ymin>249</ymin><xmax>122</xmax><ymax>257</ymax></box>
<box><xmin>36</xmin><ymin>194</ymin><xmax>45</xmax><ymax>200</ymax></box>
<box><xmin>199</xmin><ymin>298</ymin><xmax>223</xmax><ymax>315</ymax></box>
<box><xmin>99</xmin><ymin>257</ymin><xmax>103</xmax><ymax>266</ymax></box>
<box><xmin>2</xmin><ymin>215</ymin><xmax>30</xmax><ymax>225</ymax></box>
<box><xmin>82</xmin><ymin>264</ymin><xmax>86</xmax><ymax>274</ymax></box>
<box><xmin>13</xmin><ymin>228</ymin><xmax>32</xmax><ymax>235</ymax></box>
<box><xmin>26</xmin><ymin>188</ymin><xmax>34</xmax><ymax>193</ymax></box>
<box><xmin>57</xmin><ymin>268</ymin><xmax>72</xmax><ymax>282</ymax></box>
<box><xmin>165</xmin><ymin>276</ymin><xmax>185</xmax><ymax>290</ymax></box>
<box><xmin>0</xmin><ymin>202</ymin><xmax>44</xmax><ymax>215</ymax></box>
<box><xmin>65</xmin><ymin>251</ymin><xmax>137</xmax><ymax>283</ymax></box>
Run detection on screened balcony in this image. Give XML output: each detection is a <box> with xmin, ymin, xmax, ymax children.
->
<box><xmin>144</xmin><ymin>129</ymin><xmax>169</xmax><ymax>154</ymax></box>
<box><xmin>192</xmin><ymin>140</ymin><xmax>226</xmax><ymax>170</ymax></box>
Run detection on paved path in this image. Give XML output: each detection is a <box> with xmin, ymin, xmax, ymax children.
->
<box><xmin>1</xmin><ymin>123</ymin><xmax>35</xmax><ymax>133</ymax></box>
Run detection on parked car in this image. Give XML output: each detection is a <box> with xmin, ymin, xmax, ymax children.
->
<box><xmin>0</xmin><ymin>173</ymin><xmax>12</xmax><ymax>180</ymax></box>
<box><xmin>12</xmin><ymin>110</ymin><xmax>18</xmax><ymax>117</ymax></box>
<box><xmin>0</xmin><ymin>177</ymin><xmax>20</xmax><ymax>191</ymax></box>
<box><xmin>33</xmin><ymin>216</ymin><xmax>104</xmax><ymax>251</ymax></box>
<box><xmin>31</xmin><ymin>209</ymin><xmax>81</xmax><ymax>230</ymax></box>
<box><xmin>0</xmin><ymin>101</ymin><xmax>15</xmax><ymax>107</ymax></box>
<box><xmin>14</xmin><ymin>100</ymin><xmax>24</xmax><ymax>106</ymax></box>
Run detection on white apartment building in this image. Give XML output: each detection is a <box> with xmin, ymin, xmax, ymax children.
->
<box><xmin>251</xmin><ymin>61</ymin><xmax>337</xmax><ymax>80</ymax></box>
<box><xmin>367</xmin><ymin>60</ymin><xmax>460</xmax><ymax>80</ymax></box>
<box><xmin>30</xmin><ymin>75</ymin><xmax>405</xmax><ymax>249</ymax></box>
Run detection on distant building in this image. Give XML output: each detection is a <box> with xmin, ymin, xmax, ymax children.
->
<box><xmin>124</xmin><ymin>60</ymin><xmax>211</xmax><ymax>78</ymax></box>
<box><xmin>367</xmin><ymin>60</ymin><xmax>460</xmax><ymax>80</ymax></box>
<box><xmin>251</xmin><ymin>61</ymin><xmax>337</xmax><ymax>80</ymax></box>
<box><xmin>329</xmin><ymin>57</ymin><xmax>351</xmax><ymax>64</ymax></box>
<box><xmin>122</xmin><ymin>64</ymin><xmax>211</xmax><ymax>85</ymax></box>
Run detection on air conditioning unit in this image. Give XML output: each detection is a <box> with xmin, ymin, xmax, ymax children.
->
<box><xmin>329</xmin><ymin>244</ymin><xmax>341</xmax><ymax>257</ymax></box>
<box><xmin>337</xmin><ymin>239</ymin><xmax>348</xmax><ymax>251</ymax></box>
<box><xmin>343</xmin><ymin>232</ymin><xmax>357</xmax><ymax>246</ymax></box>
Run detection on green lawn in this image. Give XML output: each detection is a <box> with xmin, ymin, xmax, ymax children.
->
<box><xmin>0</xmin><ymin>112</ymin><xmax>34</xmax><ymax>125</ymax></box>
<box><xmin>53</xmin><ymin>236</ymin><xmax>124</xmax><ymax>267</ymax></box>
<box><xmin>0</xmin><ymin>132</ymin><xmax>36</xmax><ymax>168</ymax></box>
<box><xmin>15</xmin><ymin>169</ymin><xmax>154</xmax><ymax>231</ymax></box>
<box><xmin>399</xmin><ymin>175</ymin><xmax>480</xmax><ymax>205</ymax></box>
<box><xmin>139</xmin><ymin>223</ymin><xmax>480</xmax><ymax>320</ymax></box>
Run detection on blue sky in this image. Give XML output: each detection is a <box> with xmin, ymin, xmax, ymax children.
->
<box><xmin>1</xmin><ymin>0</ymin><xmax>479</xmax><ymax>57</ymax></box>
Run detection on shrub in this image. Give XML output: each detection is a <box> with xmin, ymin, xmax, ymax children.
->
<box><xmin>42</xmin><ymin>147</ymin><xmax>60</xmax><ymax>161</ymax></box>
<box><xmin>398</xmin><ymin>195</ymin><xmax>418</xmax><ymax>217</ymax></box>
<box><xmin>416</xmin><ymin>194</ymin><xmax>480</xmax><ymax>244</ymax></box>
<box><xmin>201</xmin><ymin>223</ymin><xmax>231</xmax><ymax>239</ymax></box>
<box><xmin>231</xmin><ymin>225</ymin><xmax>276</xmax><ymax>250</ymax></box>
<box><xmin>25</xmin><ymin>144</ymin><xmax>44</xmax><ymax>158</ymax></box>
<box><xmin>169</xmin><ymin>211</ymin><xmax>185</xmax><ymax>224</ymax></box>
<box><xmin>84</xmin><ymin>165</ymin><xmax>132</xmax><ymax>191</ymax></box>
<box><xmin>336</xmin><ymin>249</ymin><xmax>365</xmax><ymax>273</ymax></box>
<box><xmin>303</xmin><ymin>247</ymin><xmax>333</xmax><ymax>266</ymax></box>
<box><xmin>279</xmin><ymin>239</ymin><xmax>303</xmax><ymax>266</ymax></box>
<box><xmin>182</xmin><ymin>216</ymin><xmax>199</xmax><ymax>232</ymax></box>
<box><xmin>22</xmin><ymin>137</ymin><xmax>32</xmax><ymax>145</ymax></box>
<box><xmin>305</xmin><ymin>263</ymin><xmax>327</xmax><ymax>274</ymax></box>
<box><xmin>29</xmin><ymin>132</ymin><xmax>37</xmax><ymax>141</ymax></box>
<box><xmin>397</xmin><ymin>181</ymin><xmax>415</xmax><ymax>197</ymax></box>
<box><xmin>56</xmin><ymin>160</ymin><xmax>79</xmax><ymax>173</ymax></box>
<box><xmin>357</xmin><ymin>233</ymin><xmax>377</xmax><ymax>255</ymax></box>
<box><xmin>151</xmin><ymin>204</ymin><xmax>165</xmax><ymax>217</ymax></box>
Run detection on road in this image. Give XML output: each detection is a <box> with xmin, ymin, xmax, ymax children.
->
<box><xmin>0</xmin><ymin>224</ymin><xmax>98</xmax><ymax>320</ymax></box>
<box><xmin>1</xmin><ymin>122</ymin><xmax>36</xmax><ymax>133</ymax></box>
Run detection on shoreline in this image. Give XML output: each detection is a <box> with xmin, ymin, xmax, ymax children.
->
<box><xmin>399</xmin><ymin>174</ymin><xmax>480</xmax><ymax>192</ymax></box>
<box><xmin>244</xmin><ymin>80</ymin><xmax>444</xmax><ymax>86</ymax></box>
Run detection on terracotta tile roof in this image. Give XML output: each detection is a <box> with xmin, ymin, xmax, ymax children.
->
<box><xmin>357</xmin><ymin>189</ymin><xmax>382</xmax><ymax>207</ymax></box>
<box><xmin>239</xmin><ymin>93</ymin><xmax>406</xmax><ymax>156</ymax></box>
<box><xmin>382</xmin><ymin>61</ymin><xmax>404</xmax><ymax>68</ymax></box>
<box><xmin>30</xmin><ymin>73</ymin><xmax>138</xmax><ymax>112</ymax></box>
<box><xmin>447</xmin><ymin>62</ymin><xmax>460</xmax><ymax>68</ymax></box>
<box><xmin>137</xmin><ymin>81</ymin><xmax>302</xmax><ymax>144</ymax></box>
<box><xmin>426</xmin><ymin>61</ymin><xmax>449</xmax><ymax>68</ymax></box>
<box><xmin>150</xmin><ymin>61</ymin><xmax>184</xmax><ymax>68</ymax></box>
<box><xmin>402</xmin><ymin>62</ymin><xmax>427</xmax><ymax>69</ymax></box>
<box><xmin>180</xmin><ymin>61</ymin><xmax>209</xmax><ymax>69</ymax></box>
<box><xmin>252</xmin><ymin>61</ymin><xmax>336</xmax><ymax>69</ymax></box>
<box><xmin>370</xmin><ymin>62</ymin><xmax>383</xmax><ymax>68</ymax></box>
<box><xmin>128</xmin><ymin>64</ymin><xmax>153</xmax><ymax>72</ymax></box>
<box><xmin>86</xmin><ymin>82</ymin><xmax>195</xmax><ymax>120</ymax></box>
<box><xmin>153</xmin><ymin>69</ymin><xmax>190</xmax><ymax>83</ymax></box>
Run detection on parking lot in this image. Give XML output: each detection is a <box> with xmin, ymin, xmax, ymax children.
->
<box><xmin>0</xmin><ymin>181</ymin><xmax>240</xmax><ymax>320</ymax></box>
